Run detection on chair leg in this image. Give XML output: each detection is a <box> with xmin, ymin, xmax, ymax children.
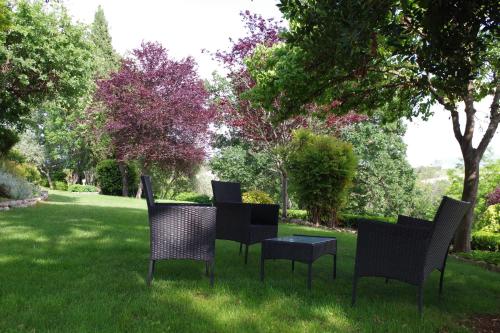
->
<box><xmin>385</xmin><ymin>278</ymin><xmax>389</xmax><ymax>284</ymax></box>
<box><xmin>205</xmin><ymin>261</ymin><xmax>209</xmax><ymax>277</ymax></box>
<box><xmin>239</xmin><ymin>243</ymin><xmax>243</xmax><ymax>255</ymax></box>
<box><xmin>244</xmin><ymin>244</ymin><xmax>249</xmax><ymax>264</ymax></box>
<box><xmin>292</xmin><ymin>260</ymin><xmax>295</xmax><ymax>272</ymax></box>
<box><xmin>351</xmin><ymin>275</ymin><xmax>358</xmax><ymax>306</ymax></box>
<box><xmin>439</xmin><ymin>246</ymin><xmax>450</xmax><ymax>295</ymax></box>
<box><xmin>439</xmin><ymin>269</ymin><xmax>445</xmax><ymax>295</ymax></box>
<box><xmin>147</xmin><ymin>260</ymin><xmax>155</xmax><ymax>286</ymax></box>
<box><xmin>417</xmin><ymin>284</ymin><xmax>424</xmax><ymax>317</ymax></box>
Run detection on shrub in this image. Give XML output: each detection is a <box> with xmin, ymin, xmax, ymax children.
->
<box><xmin>455</xmin><ymin>250</ymin><xmax>500</xmax><ymax>266</ymax></box>
<box><xmin>96</xmin><ymin>159</ymin><xmax>138</xmax><ymax>196</ymax></box>
<box><xmin>54</xmin><ymin>181</ymin><xmax>67</xmax><ymax>191</ymax></box>
<box><xmin>0</xmin><ymin>170</ymin><xmax>40</xmax><ymax>199</ymax></box>
<box><xmin>471</xmin><ymin>231</ymin><xmax>500</xmax><ymax>252</ymax></box>
<box><xmin>338</xmin><ymin>214</ymin><xmax>396</xmax><ymax>229</ymax></box>
<box><xmin>475</xmin><ymin>204</ymin><xmax>500</xmax><ymax>233</ymax></box>
<box><xmin>242</xmin><ymin>190</ymin><xmax>274</xmax><ymax>204</ymax></box>
<box><xmin>287</xmin><ymin>129</ymin><xmax>357</xmax><ymax>227</ymax></box>
<box><xmin>175</xmin><ymin>192</ymin><xmax>211</xmax><ymax>204</ymax></box>
<box><xmin>286</xmin><ymin>209</ymin><xmax>308</xmax><ymax>220</ymax></box>
<box><xmin>487</xmin><ymin>187</ymin><xmax>500</xmax><ymax>206</ymax></box>
<box><xmin>67</xmin><ymin>184</ymin><xmax>98</xmax><ymax>192</ymax></box>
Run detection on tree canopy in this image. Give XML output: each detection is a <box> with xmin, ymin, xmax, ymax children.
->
<box><xmin>247</xmin><ymin>0</ymin><xmax>499</xmax><ymax>252</ymax></box>
<box><xmin>95</xmin><ymin>42</ymin><xmax>214</xmax><ymax>194</ymax></box>
<box><xmin>0</xmin><ymin>1</ymin><xmax>95</xmax><ymax>154</ymax></box>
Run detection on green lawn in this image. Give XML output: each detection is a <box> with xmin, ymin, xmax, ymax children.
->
<box><xmin>0</xmin><ymin>191</ymin><xmax>498</xmax><ymax>332</ymax></box>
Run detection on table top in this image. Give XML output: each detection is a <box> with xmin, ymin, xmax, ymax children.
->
<box><xmin>264</xmin><ymin>235</ymin><xmax>336</xmax><ymax>245</ymax></box>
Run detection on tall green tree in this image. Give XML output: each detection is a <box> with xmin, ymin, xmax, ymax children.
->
<box><xmin>249</xmin><ymin>0</ymin><xmax>499</xmax><ymax>252</ymax></box>
<box><xmin>0</xmin><ymin>1</ymin><xmax>94</xmax><ymax>155</ymax></box>
<box><xmin>341</xmin><ymin>121</ymin><xmax>416</xmax><ymax>217</ymax></box>
<box><xmin>90</xmin><ymin>5</ymin><xmax>119</xmax><ymax>78</ymax></box>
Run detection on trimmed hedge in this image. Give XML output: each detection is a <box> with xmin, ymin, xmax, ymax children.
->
<box><xmin>175</xmin><ymin>192</ymin><xmax>211</xmax><ymax>204</ymax></box>
<box><xmin>283</xmin><ymin>210</ymin><xmax>396</xmax><ymax>228</ymax></box>
<box><xmin>242</xmin><ymin>190</ymin><xmax>274</xmax><ymax>204</ymax></box>
<box><xmin>96</xmin><ymin>159</ymin><xmax>138</xmax><ymax>196</ymax></box>
<box><xmin>67</xmin><ymin>184</ymin><xmax>98</xmax><ymax>192</ymax></box>
<box><xmin>471</xmin><ymin>231</ymin><xmax>500</xmax><ymax>252</ymax></box>
<box><xmin>339</xmin><ymin>214</ymin><xmax>396</xmax><ymax>228</ymax></box>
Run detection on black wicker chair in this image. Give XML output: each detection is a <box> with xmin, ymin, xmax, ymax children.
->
<box><xmin>352</xmin><ymin>196</ymin><xmax>470</xmax><ymax>316</ymax></box>
<box><xmin>142</xmin><ymin>176</ymin><xmax>216</xmax><ymax>286</ymax></box>
<box><xmin>211</xmin><ymin>181</ymin><xmax>279</xmax><ymax>264</ymax></box>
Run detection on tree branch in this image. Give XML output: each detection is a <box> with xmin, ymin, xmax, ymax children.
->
<box><xmin>426</xmin><ymin>78</ymin><xmax>463</xmax><ymax>145</ymax></box>
<box><xmin>477</xmin><ymin>83</ymin><xmax>500</xmax><ymax>158</ymax></box>
<box><xmin>462</xmin><ymin>82</ymin><xmax>476</xmax><ymax>151</ymax></box>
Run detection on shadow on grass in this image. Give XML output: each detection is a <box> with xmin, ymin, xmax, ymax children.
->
<box><xmin>0</xmin><ymin>197</ymin><xmax>499</xmax><ymax>332</ymax></box>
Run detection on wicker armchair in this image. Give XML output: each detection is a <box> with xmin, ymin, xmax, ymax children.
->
<box><xmin>142</xmin><ymin>176</ymin><xmax>216</xmax><ymax>286</ymax></box>
<box><xmin>211</xmin><ymin>181</ymin><xmax>279</xmax><ymax>264</ymax></box>
<box><xmin>352</xmin><ymin>196</ymin><xmax>470</xmax><ymax>315</ymax></box>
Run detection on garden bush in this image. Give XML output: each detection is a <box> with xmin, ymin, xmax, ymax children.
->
<box><xmin>285</xmin><ymin>209</ymin><xmax>308</xmax><ymax>220</ymax></box>
<box><xmin>175</xmin><ymin>192</ymin><xmax>211</xmax><ymax>204</ymax></box>
<box><xmin>287</xmin><ymin>130</ymin><xmax>357</xmax><ymax>227</ymax></box>
<box><xmin>471</xmin><ymin>231</ymin><xmax>500</xmax><ymax>252</ymax></box>
<box><xmin>96</xmin><ymin>159</ymin><xmax>138</xmax><ymax>196</ymax></box>
<box><xmin>475</xmin><ymin>204</ymin><xmax>499</xmax><ymax>233</ymax></box>
<box><xmin>455</xmin><ymin>250</ymin><xmax>500</xmax><ymax>266</ymax></box>
<box><xmin>338</xmin><ymin>214</ymin><xmax>396</xmax><ymax>229</ymax></box>
<box><xmin>242</xmin><ymin>190</ymin><xmax>273</xmax><ymax>204</ymax></box>
<box><xmin>0</xmin><ymin>170</ymin><xmax>40</xmax><ymax>199</ymax></box>
<box><xmin>54</xmin><ymin>181</ymin><xmax>68</xmax><ymax>191</ymax></box>
<box><xmin>67</xmin><ymin>184</ymin><xmax>98</xmax><ymax>192</ymax></box>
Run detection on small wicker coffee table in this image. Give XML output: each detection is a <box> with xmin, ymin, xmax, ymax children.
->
<box><xmin>260</xmin><ymin>234</ymin><xmax>337</xmax><ymax>290</ymax></box>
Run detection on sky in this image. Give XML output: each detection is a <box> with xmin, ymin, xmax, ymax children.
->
<box><xmin>65</xmin><ymin>0</ymin><xmax>499</xmax><ymax>168</ymax></box>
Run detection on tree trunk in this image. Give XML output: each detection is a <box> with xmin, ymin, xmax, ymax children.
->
<box><xmin>280</xmin><ymin>169</ymin><xmax>288</xmax><ymax>219</ymax></box>
<box><xmin>136</xmin><ymin>165</ymin><xmax>145</xmax><ymax>199</ymax></box>
<box><xmin>118</xmin><ymin>161</ymin><xmax>129</xmax><ymax>197</ymax></box>
<box><xmin>454</xmin><ymin>156</ymin><xmax>480</xmax><ymax>252</ymax></box>
<box><xmin>46</xmin><ymin>171</ymin><xmax>54</xmax><ymax>190</ymax></box>
<box><xmin>436</xmin><ymin>83</ymin><xmax>499</xmax><ymax>252</ymax></box>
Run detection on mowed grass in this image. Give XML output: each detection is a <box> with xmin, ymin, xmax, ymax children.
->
<box><xmin>0</xmin><ymin>191</ymin><xmax>498</xmax><ymax>332</ymax></box>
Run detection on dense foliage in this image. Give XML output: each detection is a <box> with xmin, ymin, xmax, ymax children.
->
<box><xmin>0</xmin><ymin>1</ymin><xmax>95</xmax><ymax>155</ymax></box>
<box><xmin>487</xmin><ymin>187</ymin><xmax>500</xmax><ymax>206</ymax></box>
<box><xmin>471</xmin><ymin>231</ymin><xmax>500</xmax><ymax>252</ymax></box>
<box><xmin>242</xmin><ymin>190</ymin><xmax>274</xmax><ymax>204</ymax></box>
<box><xmin>67</xmin><ymin>184</ymin><xmax>99</xmax><ymax>193</ymax></box>
<box><xmin>209</xmin><ymin>145</ymin><xmax>279</xmax><ymax>198</ymax></box>
<box><xmin>174</xmin><ymin>192</ymin><xmax>211</xmax><ymax>205</ymax></box>
<box><xmin>341</xmin><ymin>122</ymin><xmax>416</xmax><ymax>217</ymax></box>
<box><xmin>447</xmin><ymin>159</ymin><xmax>500</xmax><ymax>231</ymax></box>
<box><xmin>96</xmin><ymin>159</ymin><xmax>138</xmax><ymax>196</ymax></box>
<box><xmin>287</xmin><ymin>130</ymin><xmax>357</xmax><ymax>227</ymax></box>
<box><xmin>248</xmin><ymin>0</ymin><xmax>499</xmax><ymax>252</ymax></box>
<box><xmin>95</xmin><ymin>42</ymin><xmax>214</xmax><ymax>197</ymax></box>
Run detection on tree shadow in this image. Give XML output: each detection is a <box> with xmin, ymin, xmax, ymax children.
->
<box><xmin>0</xmin><ymin>197</ymin><xmax>498</xmax><ymax>332</ymax></box>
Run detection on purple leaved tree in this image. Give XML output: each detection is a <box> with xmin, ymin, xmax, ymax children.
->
<box><xmin>95</xmin><ymin>42</ymin><xmax>214</xmax><ymax>198</ymax></box>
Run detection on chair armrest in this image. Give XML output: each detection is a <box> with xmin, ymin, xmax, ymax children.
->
<box><xmin>355</xmin><ymin>219</ymin><xmax>432</xmax><ymax>280</ymax></box>
<box><xmin>248</xmin><ymin>203</ymin><xmax>280</xmax><ymax>225</ymax></box>
<box><xmin>214</xmin><ymin>202</ymin><xmax>252</xmax><ymax>241</ymax></box>
<box><xmin>397</xmin><ymin>215</ymin><xmax>433</xmax><ymax>229</ymax></box>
